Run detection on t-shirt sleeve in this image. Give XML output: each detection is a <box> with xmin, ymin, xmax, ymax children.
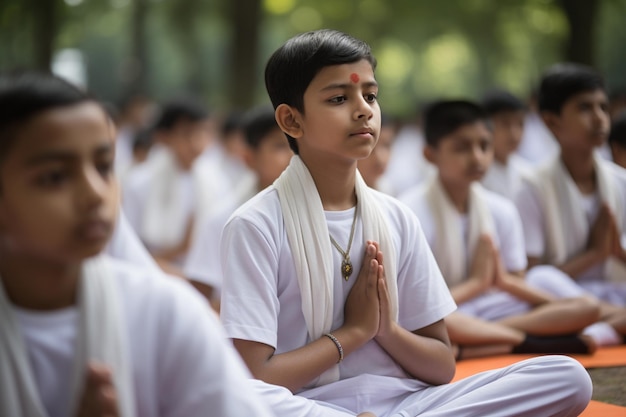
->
<box><xmin>155</xmin><ymin>281</ymin><xmax>276</xmax><ymax>417</ymax></box>
<box><xmin>514</xmin><ymin>179</ymin><xmax>546</xmax><ymax>258</ymax></box>
<box><xmin>393</xmin><ymin>203</ymin><xmax>457</xmax><ymax>331</ymax></box>
<box><xmin>220</xmin><ymin>213</ymin><xmax>281</xmax><ymax>348</ymax></box>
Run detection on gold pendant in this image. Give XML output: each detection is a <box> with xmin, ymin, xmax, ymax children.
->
<box><xmin>341</xmin><ymin>258</ymin><xmax>353</xmax><ymax>281</ymax></box>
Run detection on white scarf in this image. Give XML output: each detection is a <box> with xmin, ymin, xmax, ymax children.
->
<box><xmin>141</xmin><ymin>148</ymin><xmax>218</xmax><ymax>250</ymax></box>
<box><xmin>528</xmin><ymin>153</ymin><xmax>626</xmax><ymax>281</ymax></box>
<box><xmin>0</xmin><ymin>256</ymin><xmax>135</xmax><ymax>417</ymax></box>
<box><xmin>274</xmin><ymin>156</ymin><xmax>398</xmax><ymax>386</ymax></box>
<box><xmin>424</xmin><ymin>175</ymin><xmax>495</xmax><ymax>287</ymax></box>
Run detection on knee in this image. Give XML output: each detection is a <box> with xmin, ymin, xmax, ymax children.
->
<box><xmin>544</xmin><ymin>356</ymin><xmax>593</xmax><ymax>413</ymax></box>
<box><xmin>570</xmin><ymin>296</ymin><xmax>601</xmax><ymax>322</ymax></box>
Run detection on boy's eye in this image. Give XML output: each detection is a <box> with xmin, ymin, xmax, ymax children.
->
<box><xmin>36</xmin><ymin>170</ymin><xmax>68</xmax><ymax>187</ymax></box>
<box><xmin>329</xmin><ymin>96</ymin><xmax>347</xmax><ymax>104</ymax></box>
<box><xmin>96</xmin><ymin>160</ymin><xmax>114</xmax><ymax>178</ymax></box>
<box><xmin>365</xmin><ymin>93</ymin><xmax>378</xmax><ymax>103</ymax></box>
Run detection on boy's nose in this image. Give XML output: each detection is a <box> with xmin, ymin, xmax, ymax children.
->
<box><xmin>353</xmin><ymin>97</ymin><xmax>373</xmax><ymax>120</ymax></box>
<box><xmin>78</xmin><ymin>167</ymin><xmax>108</xmax><ymax>209</ymax></box>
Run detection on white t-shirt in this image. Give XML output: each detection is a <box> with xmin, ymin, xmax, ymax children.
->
<box><xmin>516</xmin><ymin>112</ymin><xmax>559</xmax><ymax>166</ymax></box>
<box><xmin>400</xmin><ymin>186</ymin><xmax>527</xmax><ymax>274</ymax></box>
<box><xmin>12</xmin><ymin>257</ymin><xmax>275</xmax><ymax>417</ymax></box>
<box><xmin>220</xmin><ymin>186</ymin><xmax>456</xmax><ymax>409</ymax></box>
<box><xmin>481</xmin><ymin>155</ymin><xmax>533</xmax><ymax>201</ymax></box>
<box><xmin>515</xmin><ymin>161</ymin><xmax>626</xmax><ymax>282</ymax></box>
<box><xmin>106</xmin><ymin>209</ymin><xmax>162</xmax><ymax>276</ymax></box>
<box><xmin>184</xmin><ymin>178</ymin><xmax>257</xmax><ymax>293</ymax></box>
<box><xmin>399</xmin><ymin>185</ymin><xmax>529</xmax><ymax>319</ymax></box>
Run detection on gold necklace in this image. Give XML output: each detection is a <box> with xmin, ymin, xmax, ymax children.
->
<box><xmin>329</xmin><ymin>206</ymin><xmax>358</xmax><ymax>281</ymax></box>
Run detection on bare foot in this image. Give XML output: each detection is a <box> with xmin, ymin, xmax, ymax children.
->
<box><xmin>357</xmin><ymin>413</ymin><xmax>376</xmax><ymax>417</ymax></box>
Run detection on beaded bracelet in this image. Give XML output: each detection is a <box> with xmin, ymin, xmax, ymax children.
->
<box><xmin>324</xmin><ymin>333</ymin><xmax>344</xmax><ymax>363</ymax></box>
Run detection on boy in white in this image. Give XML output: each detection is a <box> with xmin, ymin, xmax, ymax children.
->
<box><xmin>0</xmin><ymin>72</ymin><xmax>275</xmax><ymax>417</ymax></box>
<box><xmin>480</xmin><ymin>90</ymin><xmax>534</xmax><ymax>200</ymax></box>
<box><xmin>184</xmin><ymin>104</ymin><xmax>293</xmax><ymax>307</ymax></box>
<box><xmin>219</xmin><ymin>29</ymin><xmax>592</xmax><ymax>416</ymax></box>
<box><xmin>515</xmin><ymin>63</ymin><xmax>626</xmax><ymax>318</ymax></box>
<box><xmin>122</xmin><ymin>97</ymin><xmax>229</xmax><ymax>273</ymax></box>
<box><xmin>400</xmin><ymin>99</ymin><xmax>602</xmax><ymax>358</ymax></box>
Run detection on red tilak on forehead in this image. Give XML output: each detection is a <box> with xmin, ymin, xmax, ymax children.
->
<box><xmin>350</xmin><ymin>73</ymin><xmax>360</xmax><ymax>83</ymax></box>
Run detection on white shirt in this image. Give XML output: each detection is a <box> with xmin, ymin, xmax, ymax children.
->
<box><xmin>220</xmin><ymin>187</ymin><xmax>455</xmax><ymax>399</ymax></box>
<box><xmin>13</xmin><ymin>257</ymin><xmax>275</xmax><ymax>417</ymax></box>
<box><xmin>482</xmin><ymin>155</ymin><xmax>533</xmax><ymax>201</ymax></box>
<box><xmin>400</xmin><ymin>185</ymin><xmax>527</xmax><ymax>274</ymax></box>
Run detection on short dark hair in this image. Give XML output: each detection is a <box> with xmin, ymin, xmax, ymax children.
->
<box><xmin>153</xmin><ymin>96</ymin><xmax>209</xmax><ymax>132</ymax></box>
<box><xmin>481</xmin><ymin>89</ymin><xmax>525</xmax><ymax>116</ymax></box>
<box><xmin>264</xmin><ymin>29</ymin><xmax>377</xmax><ymax>153</ymax></box>
<box><xmin>0</xmin><ymin>70</ymin><xmax>93</xmax><ymax>163</ymax></box>
<box><xmin>538</xmin><ymin>63</ymin><xmax>605</xmax><ymax>114</ymax></box>
<box><xmin>241</xmin><ymin>105</ymin><xmax>280</xmax><ymax>149</ymax></box>
<box><xmin>423</xmin><ymin>99</ymin><xmax>487</xmax><ymax>147</ymax></box>
<box><xmin>609</xmin><ymin>114</ymin><xmax>626</xmax><ymax>148</ymax></box>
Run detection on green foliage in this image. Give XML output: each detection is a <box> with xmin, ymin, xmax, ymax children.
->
<box><xmin>0</xmin><ymin>0</ymin><xmax>622</xmax><ymax>116</ymax></box>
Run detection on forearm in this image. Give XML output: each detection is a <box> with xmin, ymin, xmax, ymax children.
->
<box><xmin>374</xmin><ymin>321</ymin><xmax>455</xmax><ymax>386</ymax></box>
<box><xmin>499</xmin><ymin>272</ymin><xmax>554</xmax><ymax>305</ymax></box>
<box><xmin>449</xmin><ymin>278</ymin><xmax>485</xmax><ymax>305</ymax></box>
<box><xmin>558</xmin><ymin>249</ymin><xmax>604</xmax><ymax>279</ymax></box>
<box><xmin>237</xmin><ymin>326</ymin><xmax>369</xmax><ymax>393</ymax></box>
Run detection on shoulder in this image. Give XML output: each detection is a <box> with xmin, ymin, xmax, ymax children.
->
<box><xmin>108</xmin><ymin>256</ymin><xmax>208</xmax><ymax>318</ymax></box>
<box><xmin>483</xmin><ymin>188</ymin><xmax>520</xmax><ymax>221</ymax></box>
<box><xmin>226</xmin><ymin>186</ymin><xmax>283</xmax><ymax>230</ymax></box>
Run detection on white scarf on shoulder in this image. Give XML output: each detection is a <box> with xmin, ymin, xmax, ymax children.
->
<box><xmin>424</xmin><ymin>175</ymin><xmax>495</xmax><ymax>287</ymax></box>
<box><xmin>0</xmin><ymin>256</ymin><xmax>136</xmax><ymax>417</ymax></box>
<box><xmin>274</xmin><ymin>156</ymin><xmax>398</xmax><ymax>386</ymax></box>
<box><xmin>528</xmin><ymin>153</ymin><xmax>626</xmax><ymax>281</ymax></box>
<box><xmin>140</xmin><ymin>148</ymin><xmax>218</xmax><ymax>250</ymax></box>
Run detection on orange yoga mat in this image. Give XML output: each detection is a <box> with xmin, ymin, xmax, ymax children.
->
<box><xmin>581</xmin><ymin>400</ymin><xmax>626</xmax><ymax>417</ymax></box>
<box><xmin>452</xmin><ymin>346</ymin><xmax>626</xmax><ymax>416</ymax></box>
<box><xmin>452</xmin><ymin>345</ymin><xmax>626</xmax><ymax>381</ymax></box>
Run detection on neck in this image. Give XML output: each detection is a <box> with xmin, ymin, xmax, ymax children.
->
<box><xmin>300</xmin><ymin>154</ymin><xmax>357</xmax><ymax>211</ymax></box>
<box><xmin>495</xmin><ymin>153</ymin><xmax>509</xmax><ymax>165</ymax></box>
<box><xmin>0</xmin><ymin>254</ymin><xmax>81</xmax><ymax>310</ymax></box>
<box><xmin>439</xmin><ymin>175</ymin><xmax>470</xmax><ymax>213</ymax></box>
<box><xmin>560</xmin><ymin>149</ymin><xmax>596</xmax><ymax>193</ymax></box>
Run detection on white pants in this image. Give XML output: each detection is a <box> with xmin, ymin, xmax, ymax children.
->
<box><xmin>255</xmin><ymin>356</ymin><xmax>591</xmax><ymax>417</ymax></box>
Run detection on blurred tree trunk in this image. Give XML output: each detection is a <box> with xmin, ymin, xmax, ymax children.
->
<box><xmin>559</xmin><ymin>0</ymin><xmax>599</xmax><ymax>66</ymax></box>
<box><xmin>29</xmin><ymin>0</ymin><xmax>59</xmax><ymax>72</ymax></box>
<box><xmin>169</xmin><ymin>0</ymin><xmax>205</xmax><ymax>95</ymax></box>
<box><xmin>228</xmin><ymin>0</ymin><xmax>261</xmax><ymax>109</ymax></box>
<box><xmin>125</xmin><ymin>0</ymin><xmax>149</xmax><ymax>95</ymax></box>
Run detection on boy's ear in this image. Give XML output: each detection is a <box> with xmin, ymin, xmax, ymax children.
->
<box><xmin>274</xmin><ymin>104</ymin><xmax>303</xmax><ymax>139</ymax></box>
<box><xmin>242</xmin><ymin>146</ymin><xmax>255</xmax><ymax>171</ymax></box>
<box><xmin>540</xmin><ymin>111</ymin><xmax>560</xmax><ymax>136</ymax></box>
<box><xmin>423</xmin><ymin>145</ymin><xmax>436</xmax><ymax>164</ymax></box>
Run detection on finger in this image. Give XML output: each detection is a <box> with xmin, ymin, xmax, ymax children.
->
<box><xmin>99</xmin><ymin>385</ymin><xmax>119</xmax><ymax>416</ymax></box>
<box><xmin>87</xmin><ymin>362</ymin><xmax>114</xmax><ymax>385</ymax></box>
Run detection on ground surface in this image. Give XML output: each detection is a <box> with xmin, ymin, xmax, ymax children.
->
<box><xmin>589</xmin><ymin>366</ymin><xmax>626</xmax><ymax>406</ymax></box>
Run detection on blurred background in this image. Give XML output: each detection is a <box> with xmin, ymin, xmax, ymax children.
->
<box><xmin>1</xmin><ymin>0</ymin><xmax>625</xmax><ymax>117</ymax></box>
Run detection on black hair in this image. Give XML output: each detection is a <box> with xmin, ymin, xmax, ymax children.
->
<box><xmin>538</xmin><ymin>63</ymin><xmax>605</xmax><ymax>114</ymax></box>
<box><xmin>0</xmin><ymin>70</ymin><xmax>93</xmax><ymax>162</ymax></box>
<box><xmin>241</xmin><ymin>105</ymin><xmax>280</xmax><ymax>149</ymax></box>
<box><xmin>264</xmin><ymin>29</ymin><xmax>377</xmax><ymax>154</ymax></box>
<box><xmin>609</xmin><ymin>114</ymin><xmax>626</xmax><ymax>148</ymax></box>
<box><xmin>422</xmin><ymin>100</ymin><xmax>487</xmax><ymax>147</ymax></box>
<box><xmin>132</xmin><ymin>127</ymin><xmax>154</xmax><ymax>152</ymax></box>
<box><xmin>220</xmin><ymin>110</ymin><xmax>244</xmax><ymax>139</ymax></box>
<box><xmin>481</xmin><ymin>89</ymin><xmax>525</xmax><ymax>116</ymax></box>
<box><xmin>153</xmin><ymin>96</ymin><xmax>209</xmax><ymax>132</ymax></box>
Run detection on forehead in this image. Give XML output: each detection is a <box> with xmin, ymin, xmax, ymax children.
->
<box><xmin>308</xmin><ymin>59</ymin><xmax>376</xmax><ymax>89</ymax></box>
<box><xmin>442</xmin><ymin>121</ymin><xmax>491</xmax><ymax>143</ymax></box>
<box><xmin>8</xmin><ymin>102</ymin><xmax>112</xmax><ymax>158</ymax></box>
<box><xmin>566</xmin><ymin>89</ymin><xmax>608</xmax><ymax>106</ymax></box>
